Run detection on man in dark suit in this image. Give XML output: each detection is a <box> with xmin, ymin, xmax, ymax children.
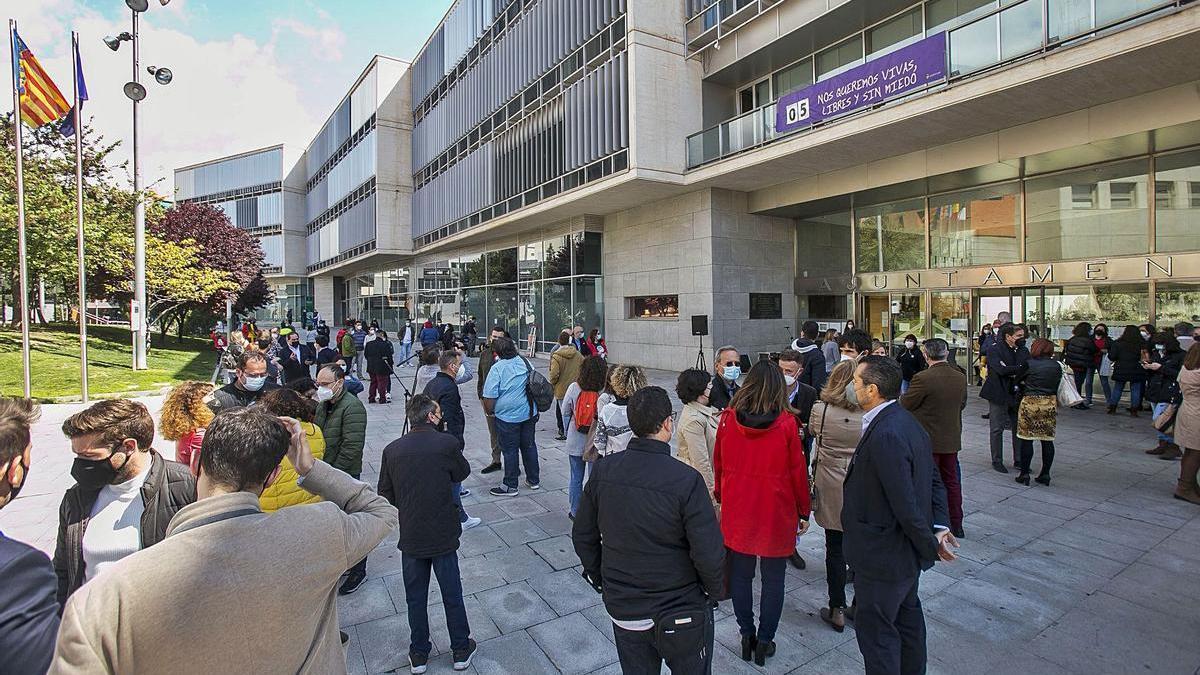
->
<box><xmin>980</xmin><ymin>323</ymin><xmax>1029</xmax><ymax>473</ymax></box>
<box><xmin>709</xmin><ymin>346</ymin><xmax>741</xmax><ymax>410</ymax></box>
<box><xmin>843</xmin><ymin>356</ymin><xmax>957</xmax><ymax>675</ymax></box>
<box><xmin>778</xmin><ymin>348</ymin><xmax>818</xmax><ymax>571</ymax></box>
<box><xmin>280</xmin><ymin>330</ymin><xmax>316</xmax><ymax>384</ymax></box>
<box><xmin>901</xmin><ymin>338</ymin><xmax>968</xmax><ymax>539</ymax></box>
<box><xmin>0</xmin><ymin>397</ymin><xmax>59</xmax><ymax>674</ymax></box>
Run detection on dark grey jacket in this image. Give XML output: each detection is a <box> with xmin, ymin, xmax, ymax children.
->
<box><xmin>1020</xmin><ymin>357</ymin><xmax>1062</xmax><ymax>396</ymax></box>
<box><xmin>53</xmin><ymin>451</ymin><xmax>196</xmax><ymax>607</ymax></box>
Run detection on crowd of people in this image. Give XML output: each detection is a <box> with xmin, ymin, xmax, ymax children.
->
<box><xmin>1</xmin><ymin>311</ymin><xmax>1198</xmax><ymax>675</ymax></box>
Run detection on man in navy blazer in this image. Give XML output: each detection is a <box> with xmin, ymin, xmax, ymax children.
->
<box><xmin>842</xmin><ymin>357</ymin><xmax>957</xmax><ymax>675</ymax></box>
<box><xmin>0</xmin><ymin>397</ymin><xmax>59</xmax><ymax>675</ymax></box>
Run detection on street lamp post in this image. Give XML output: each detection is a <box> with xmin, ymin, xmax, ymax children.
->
<box><xmin>105</xmin><ymin>0</ymin><xmax>172</xmax><ymax>370</ymax></box>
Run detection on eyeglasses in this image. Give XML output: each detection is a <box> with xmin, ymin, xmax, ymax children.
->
<box><xmin>722</xmin><ymin>361</ymin><xmax>738</xmax><ymax>367</ymax></box>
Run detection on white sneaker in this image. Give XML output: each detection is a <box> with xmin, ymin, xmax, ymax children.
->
<box><xmin>462</xmin><ymin>516</ymin><xmax>482</xmax><ymax>530</ymax></box>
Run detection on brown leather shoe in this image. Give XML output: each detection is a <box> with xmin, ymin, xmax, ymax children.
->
<box><xmin>1159</xmin><ymin>443</ymin><xmax>1182</xmax><ymax>461</ymax></box>
<box><xmin>1174</xmin><ymin>449</ymin><xmax>1200</xmax><ymax>505</ymax></box>
<box><xmin>1146</xmin><ymin>440</ymin><xmax>1168</xmax><ymax>455</ymax></box>
<box><xmin>820</xmin><ymin>606</ymin><xmax>845</xmax><ymax>633</ymax></box>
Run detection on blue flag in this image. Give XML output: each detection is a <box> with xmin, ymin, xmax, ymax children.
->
<box><xmin>59</xmin><ymin>36</ymin><xmax>89</xmax><ymax>138</ymax></box>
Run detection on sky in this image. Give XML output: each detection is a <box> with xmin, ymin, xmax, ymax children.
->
<box><xmin>8</xmin><ymin>0</ymin><xmax>455</xmax><ymax>193</ymax></box>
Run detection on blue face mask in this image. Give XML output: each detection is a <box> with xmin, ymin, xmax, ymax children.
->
<box><xmin>723</xmin><ymin>366</ymin><xmax>742</xmax><ymax>382</ymax></box>
<box><xmin>243</xmin><ymin>375</ymin><xmax>267</xmax><ymax>391</ymax></box>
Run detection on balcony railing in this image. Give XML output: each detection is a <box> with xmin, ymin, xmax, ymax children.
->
<box><xmin>685</xmin><ymin>0</ymin><xmax>1190</xmax><ymax>169</ymax></box>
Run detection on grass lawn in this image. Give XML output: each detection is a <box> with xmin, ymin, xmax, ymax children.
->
<box><xmin>0</xmin><ymin>323</ymin><xmax>217</xmax><ymax>401</ymax></box>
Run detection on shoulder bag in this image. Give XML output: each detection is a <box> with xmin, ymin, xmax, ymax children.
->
<box><xmin>1057</xmin><ymin>362</ymin><xmax>1084</xmax><ymax>408</ymax></box>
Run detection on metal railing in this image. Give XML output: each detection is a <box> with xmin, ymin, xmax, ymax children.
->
<box><xmin>685</xmin><ymin>0</ymin><xmax>1189</xmax><ymax>169</ymax></box>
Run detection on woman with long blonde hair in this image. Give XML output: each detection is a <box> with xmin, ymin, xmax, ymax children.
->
<box><xmin>160</xmin><ymin>381</ymin><xmax>214</xmax><ymax>476</ymax></box>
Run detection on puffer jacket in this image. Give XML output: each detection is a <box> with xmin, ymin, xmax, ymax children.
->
<box><xmin>548</xmin><ymin>345</ymin><xmax>583</xmax><ymax>400</ymax></box>
<box><xmin>1145</xmin><ymin>349</ymin><xmax>1185</xmax><ymax>403</ymax></box>
<box><xmin>1063</xmin><ymin>336</ymin><xmax>1098</xmax><ymax>371</ymax></box>
<box><xmin>1020</xmin><ymin>357</ymin><xmax>1063</xmax><ymax>396</ymax></box>
<box><xmin>316</xmin><ymin>392</ymin><xmax>367</xmax><ymax>478</ymax></box>
<box><xmin>53</xmin><ymin>451</ymin><xmax>196</xmax><ymax>606</ymax></box>
<box><xmin>259</xmin><ymin>422</ymin><xmax>326</xmax><ymax>511</ymax></box>
<box><xmin>1109</xmin><ymin>340</ymin><xmax>1148</xmax><ymax>382</ymax></box>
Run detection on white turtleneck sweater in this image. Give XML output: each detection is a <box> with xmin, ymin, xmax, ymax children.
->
<box><xmin>82</xmin><ymin>463</ymin><xmax>150</xmax><ymax>581</ymax></box>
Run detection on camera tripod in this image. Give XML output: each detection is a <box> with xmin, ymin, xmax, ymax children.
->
<box><xmin>695</xmin><ymin>334</ymin><xmax>707</xmax><ymax>371</ymax></box>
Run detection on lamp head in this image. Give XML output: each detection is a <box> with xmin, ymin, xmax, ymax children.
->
<box><xmin>123</xmin><ymin>81</ymin><xmax>147</xmax><ymax>101</ymax></box>
<box><xmin>126</xmin><ymin>0</ymin><xmax>150</xmax><ymax>11</ymax></box>
<box><xmin>103</xmin><ymin>32</ymin><xmax>132</xmax><ymax>51</ymax></box>
<box><xmin>147</xmin><ymin>66</ymin><xmax>173</xmax><ymax>85</ymax></box>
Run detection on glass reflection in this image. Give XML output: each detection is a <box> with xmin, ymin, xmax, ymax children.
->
<box><xmin>855</xmin><ymin>199</ymin><xmax>927</xmax><ymax>273</ymax></box>
<box><xmin>930</xmin><ymin>183</ymin><xmax>1020</xmax><ymax>268</ymax></box>
<box><xmin>1025</xmin><ymin>160</ymin><xmax>1149</xmax><ymax>261</ymax></box>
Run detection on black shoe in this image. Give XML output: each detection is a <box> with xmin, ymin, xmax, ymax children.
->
<box><xmin>480</xmin><ymin>462</ymin><xmax>502</xmax><ymax>474</ymax></box>
<box><xmin>1016</xmin><ymin>473</ymin><xmax>1031</xmax><ymax>486</ymax></box>
<box><xmin>555</xmin><ymin>434</ymin><xmax>567</xmax><ymax>441</ymax></box>
<box><xmin>458</xmin><ymin>488</ymin><xmax>471</xmax><ymax>498</ymax></box>
<box><xmin>740</xmin><ymin>634</ymin><xmax>757</xmax><ymax>661</ymax></box>
<box><xmin>340</xmin><ymin>630</ymin><xmax>349</xmax><ymax>645</ymax></box>
<box><xmin>981</xmin><ymin>413</ymin><xmax>990</xmax><ymax>419</ymax></box>
<box><xmin>489</xmin><ymin>485</ymin><xmax>519</xmax><ymax>497</ymax></box>
<box><xmin>452</xmin><ymin>639</ymin><xmax>477</xmax><ymax>671</ymax></box>
<box><xmin>788</xmin><ymin>551</ymin><xmax>806</xmax><ymax>570</ymax></box>
<box><xmin>992</xmin><ymin>462</ymin><xmax>1009</xmax><ymax>474</ymax></box>
<box><xmin>409</xmin><ymin>652</ymin><xmax>429</xmax><ymax>674</ymax></box>
<box><xmin>338</xmin><ymin>571</ymin><xmax>366</xmax><ymax>596</ymax></box>
<box><xmin>754</xmin><ymin>640</ymin><xmax>775</xmax><ymax>666</ymax></box>
<box><xmin>952</xmin><ymin>526</ymin><xmax>965</xmax><ymax>539</ymax></box>
<box><xmin>1035</xmin><ymin>475</ymin><xmax>1051</xmax><ymax>486</ymax></box>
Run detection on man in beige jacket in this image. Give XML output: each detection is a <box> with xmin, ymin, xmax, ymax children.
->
<box><xmin>50</xmin><ymin>407</ymin><xmax>399</xmax><ymax>675</ymax></box>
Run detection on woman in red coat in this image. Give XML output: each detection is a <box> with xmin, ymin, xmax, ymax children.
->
<box><xmin>714</xmin><ymin>361</ymin><xmax>811</xmax><ymax>667</ymax></box>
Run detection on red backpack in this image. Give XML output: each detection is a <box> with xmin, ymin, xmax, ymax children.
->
<box><xmin>574</xmin><ymin>391</ymin><xmax>600</xmax><ymax>432</ymax></box>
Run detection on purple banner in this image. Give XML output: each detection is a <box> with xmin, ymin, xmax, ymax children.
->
<box><xmin>775</xmin><ymin>32</ymin><xmax>947</xmax><ymax>134</ymax></box>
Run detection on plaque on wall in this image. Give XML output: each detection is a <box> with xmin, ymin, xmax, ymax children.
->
<box><xmin>749</xmin><ymin>293</ymin><xmax>783</xmax><ymax>320</ymax></box>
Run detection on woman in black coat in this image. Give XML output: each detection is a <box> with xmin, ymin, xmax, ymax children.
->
<box><xmin>1145</xmin><ymin>332</ymin><xmax>1186</xmax><ymax>458</ymax></box>
<box><xmin>1063</xmin><ymin>322</ymin><xmax>1098</xmax><ymax>408</ymax></box>
<box><xmin>364</xmin><ymin>331</ymin><xmax>395</xmax><ymax>404</ymax></box>
<box><xmin>1107</xmin><ymin>325</ymin><xmax>1149</xmax><ymax>416</ymax></box>
<box><xmin>896</xmin><ymin>333</ymin><xmax>927</xmax><ymax>393</ymax></box>
<box><xmin>1015</xmin><ymin>338</ymin><xmax>1062</xmax><ymax>485</ymax></box>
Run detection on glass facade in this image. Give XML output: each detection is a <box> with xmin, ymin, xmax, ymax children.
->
<box><xmin>1025</xmin><ymin>160</ymin><xmax>1149</xmax><ymax>261</ymax></box>
<box><xmin>855</xmin><ymin>199</ymin><xmax>927</xmax><ymax>273</ymax></box>
<box><xmin>930</xmin><ymin>183</ymin><xmax>1020</xmax><ymax>268</ymax></box>
<box><xmin>1154</xmin><ymin>150</ymin><xmax>1200</xmax><ymax>253</ymax></box>
<box><xmin>340</xmin><ymin>230</ymin><xmax>603</xmax><ymax>353</ymax></box>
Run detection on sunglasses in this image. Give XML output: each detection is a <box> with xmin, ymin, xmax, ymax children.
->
<box><xmin>722</xmin><ymin>361</ymin><xmax>738</xmax><ymax>367</ymax></box>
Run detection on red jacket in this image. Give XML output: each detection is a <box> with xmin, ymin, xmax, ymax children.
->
<box><xmin>713</xmin><ymin>408</ymin><xmax>811</xmax><ymax>558</ymax></box>
<box><xmin>174</xmin><ymin>428</ymin><xmax>205</xmax><ymax>477</ymax></box>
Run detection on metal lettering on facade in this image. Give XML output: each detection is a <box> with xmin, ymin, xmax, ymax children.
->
<box><xmin>775</xmin><ymin>32</ymin><xmax>948</xmax><ymax>135</ymax></box>
<box><xmin>853</xmin><ymin>254</ymin><xmax>1197</xmax><ymax>291</ymax></box>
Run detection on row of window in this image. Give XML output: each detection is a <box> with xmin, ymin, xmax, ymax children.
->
<box><xmin>175</xmin><ymin>148</ymin><xmax>282</xmax><ymax>202</ymax></box>
<box><xmin>305</xmin><ymin>115</ymin><xmax>376</xmax><ymax>193</ymax></box>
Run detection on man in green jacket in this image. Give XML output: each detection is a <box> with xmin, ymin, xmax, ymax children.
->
<box><xmin>477</xmin><ymin>326</ymin><xmax>507</xmax><ymax>474</ymax></box>
<box><xmin>314</xmin><ymin>364</ymin><xmax>369</xmax><ymax>595</ymax></box>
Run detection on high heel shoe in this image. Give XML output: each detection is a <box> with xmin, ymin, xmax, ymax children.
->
<box><xmin>740</xmin><ymin>634</ymin><xmax>756</xmax><ymax>662</ymax></box>
<box><xmin>1015</xmin><ymin>473</ymin><xmax>1031</xmax><ymax>486</ymax></box>
<box><xmin>753</xmin><ymin>640</ymin><xmax>776</xmax><ymax>667</ymax></box>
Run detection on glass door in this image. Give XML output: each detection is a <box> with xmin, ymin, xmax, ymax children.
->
<box><xmin>890</xmin><ymin>293</ymin><xmax>927</xmax><ymax>356</ymax></box>
<box><xmin>932</xmin><ymin>291</ymin><xmax>972</xmax><ymax>374</ymax></box>
<box><xmin>861</xmin><ymin>294</ymin><xmax>891</xmax><ymax>346</ymax></box>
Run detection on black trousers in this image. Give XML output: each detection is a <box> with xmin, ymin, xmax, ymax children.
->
<box><xmin>853</xmin><ymin>573</ymin><xmax>926</xmax><ymax>675</ymax></box>
<box><xmin>612</xmin><ymin>608</ymin><xmax>714</xmax><ymax>675</ymax></box>
<box><xmin>1019</xmin><ymin>439</ymin><xmax>1055</xmax><ymax>477</ymax></box>
<box><xmin>825</xmin><ymin>529</ymin><xmax>846</xmax><ymax>608</ymax></box>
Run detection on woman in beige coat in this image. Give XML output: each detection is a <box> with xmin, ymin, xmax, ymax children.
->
<box><xmin>676</xmin><ymin>369</ymin><xmax>718</xmax><ymax>505</ymax></box>
<box><xmin>1172</xmin><ymin>343</ymin><xmax>1200</xmax><ymax>505</ymax></box>
<box><xmin>808</xmin><ymin>359</ymin><xmax>864</xmax><ymax>632</ymax></box>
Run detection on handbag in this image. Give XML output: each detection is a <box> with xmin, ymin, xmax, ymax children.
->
<box><xmin>1099</xmin><ymin>354</ymin><xmax>1114</xmax><ymax>377</ymax></box>
<box><xmin>581</xmin><ymin>421</ymin><xmax>601</xmax><ymax>463</ymax></box>
<box><xmin>1153</xmin><ymin>402</ymin><xmax>1178</xmax><ymax>433</ymax></box>
<box><xmin>1057</xmin><ymin>362</ymin><xmax>1084</xmax><ymax>408</ymax></box>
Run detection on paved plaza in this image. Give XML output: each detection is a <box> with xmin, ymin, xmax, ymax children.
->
<box><xmin>4</xmin><ymin>359</ymin><xmax>1200</xmax><ymax>675</ymax></box>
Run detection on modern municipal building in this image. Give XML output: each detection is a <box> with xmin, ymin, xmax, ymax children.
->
<box><xmin>175</xmin><ymin>0</ymin><xmax>1200</xmax><ymax>371</ymax></box>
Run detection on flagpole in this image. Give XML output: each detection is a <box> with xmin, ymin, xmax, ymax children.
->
<box><xmin>9</xmin><ymin>20</ymin><xmax>31</xmax><ymax>399</ymax></box>
<box><xmin>72</xmin><ymin>31</ymin><xmax>88</xmax><ymax>402</ymax></box>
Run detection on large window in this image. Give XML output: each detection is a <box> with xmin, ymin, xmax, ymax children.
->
<box><xmin>868</xmin><ymin>7</ymin><xmax>923</xmax><ymax>57</ymax></box>
<box><xmin>1025</xmin><ymin>160</ymin><xmax>1149</xmax><ymax>261</ymax></box>
<box><xmin>1154</xmin><ymin>150</ymin><xmax>1200</xmax><ymax>253</ymax></box>
<box><xmin>816</xmin><ymin>36</ymin><xmax>863</xmax><ymax>80</ymax></box>
<box><xmin>772</xmin><ymin>58</ymin><xmax>813</xmax><ymax>99</ymax></box>
<box><xmin>1044</xmin><ymin>285</ymin><xmax>1150</xmax><ymax>340</ymax></box>
<box><xmin>1156</xmin><ymin>283</ymin><xmax>1200</xmax><ymax>327</ymax></box>
<box><xmin>574</xmin><ymin>231</ymin><xmax>603</xmax><ymax>276</ymax></box>
<box><xmin>930</xmin><ymin>183</ymin><xmax>1020</xmax><ymax>268</ymax></box>
<box><xmin>855</xmin><ymin>199</ymin><xmax>927</xmax><ymax>273</ymax></box>
<box><xmin>926</xmin><ymin>0</ymin><xmax>995</xmax><ymax>34</ymax></box>
<box><xmin>628</xmin><ymin>295</ymin><xmax>679</xmax><ymax>319</ymax></box>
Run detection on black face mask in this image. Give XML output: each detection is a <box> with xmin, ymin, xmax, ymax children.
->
<box><xmin>1015</xmin><ymin>338</ymin><xmax>1027</xmax><ymax>348</ymax></box>
<box><xmin>71</xmin><ymin>449</ymin><xmax>129</xmax><ymax>489</ymax></box>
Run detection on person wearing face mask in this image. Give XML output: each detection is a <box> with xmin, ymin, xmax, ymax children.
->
<box><xmin>257</xmin><ymin>389</ymin><xmax>326</xmax><ymax>511</ymax></box>
<box><xmin>572</xmin><ymin>386</ymin><xmax>725</xmax><ymax>675</ymax></box>
<box><xmin>378</xmin><ymin>396</ymin><xmax>479</xmax><ymax>673</ymax></box>
<box><xmin>1144</xmin><ymin>332</ymin><xmax>1186</xmax><ymax>459</ymax></box>
<box><xmin>208</xmin><ymin>351</ymin><xmax>280</xmax><ymax>413</ymax></box>
<box><xmin>423</xmin><ymin>349</ymin><xmax>481</xmax><ymax>530</ymax></box>
<box><xmin>50</xmin><ymin>410</ymin><xmax>397</xmax><ymax>675</ymax></box>
<box><xmin>313</xmin><ymin>364</ymin><xmax>369</xmax><ymax>595</ymax></box>
<box><xmin>842</xmin><ymin>357</ymin><xmax>955</xmax><ymax>675</ymax></box>
<box><xmin>980</xmin><ymin>323</ymin><xmax>1029</xmax><ymax>473</ymax></box>
<box><xmin>709</xmin><ymin>346</ymin><xmax>742</xmax><ymax>410</ymax></box>
<box><xmin>778</xmin><ymin>349</ymin><xmax>818</xmax><ymax>572</ymax></box>
<box><xmin>364</xmin><ymin>329</ymin><xmax>395</xmax><ymax>404</ymax></box>
<box><xmin>587</xmin><ymin>328</ymin><xmax>608</xmax><ymax>360</ymax></box>
<box><xmin>350</xmin><ymin>322</ymin><xmax>369</xmax><ymax>378</ymax></box>
<box><xmin>1063</xmin><ymin>322</ymin><xmax>1099</xmax><ymax>410</ymax></box>
<box><xmin>476</xmin><ymin>327</ymin><xmax>509</xmax><ymax>474</ymax></box>
<box><xmin>896</xmin><ymin>333</ymin><xmax>927</xmax><ymax>394</ymax></box>
<box><xmin>713</xmin><ymin>362</ymin><xmax>811</xmax><ymax>667</ymax></box>
<box><xmin>790</xmin><ymin>321</ymin><xmax>829</xmax><ymax>392</ymax></box>
<box><xmin>1107</xmin><ymin>325</ymin><xmax>1150</xmax><ymax>417</ymax></box>
<box><xmin>280</xmin><ymin>330</ymin><xmax>316</xmax><ymax>384</ymax></box>
<box><xmin>0</xmin><ymin>397</ymin><xmax>60</xmax><ymax>675</ymax></box>
<box><xmin>1092</xmin><ymin>323</ymin><xmax>1114</xmax><ymax>406</ymax></box>
<box><xmin>837</xmin><ymin>329</ymin><xmax>872</xmax><ymax>364</ymax></box>
<box><xmin>53</xmin><ymin>399</ymin><xmax>196</xmax><ymax>607</ymax></box>
<box><xmin>675</xmin><ymin>369</ymin><xmax>719</xmax><ymax>507</ymax></box>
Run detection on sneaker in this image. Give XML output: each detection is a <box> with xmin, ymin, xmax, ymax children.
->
<box><xmin>452</xmin><ymin>639</ymin><xmax>477</xmax><ymax>671</ymax></box>
<box><xmin>481</xmin><ymin>462</ymin><xmax>502</xmax><ymax>474</ymax></box>
<box><xmin>461</xmin><ymin>516</ymin><xmax>482</xmax><ymax>530</ymax></box>
<box><xmin>489</xmin><ymin>485</ymin><xmax>519</xmax><ymax>497</ymax></box>
<box><xmin>338</xmin><ymin>571</ymin><xmax>366</xmax><ymax>596</ymax></box>
<box><xmin>409</xmin><ymin>652</ymin><xmax>429</xmax><ymax>674</ymax></box>
<box><xmin>524</xmin><ymin>481</ymin><xmax>541</xmax><ymax>490</ymax></box>
<box><xmin>459</xmin><ymin>488</ymin><xmax>471</xmax><ymax>497</ymax></box>
<box><xmin>555</xmin><ymin>434</ymin><xmax>567</xmax><ymax>441</ymax></box>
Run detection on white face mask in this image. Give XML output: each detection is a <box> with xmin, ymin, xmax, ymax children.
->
<box><xmin>784</xmin><ymin>374</ymin><xmax>797</xmax><ymax>387</ymax></box>
<box><xmin>844</xmin><ymin>381</ymin><xmax>859</xmax><ymax>406</ymax></box>
<box><xmin>840</xmin><ymin>353</ymin><xmax>855</xmax><ymax>362</ymax></box>
<box><xmin>905</xmin><ymin>341</ymin><xmax>916</xmax><ymax>349</ymax></box>
<box><xmin>316</xmin><ymin>386</ymin><xmax>335</xmax><ymax>402</ymax></box>
<box><xmin>1140</xmin><ymin>331</ymin><xmax>1151</xmax><ymax>341</ymax></box>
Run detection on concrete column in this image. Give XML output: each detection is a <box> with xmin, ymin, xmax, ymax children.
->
<box><xmin>313</xmin><ymin>275</ymin><xmax>336</xmax><ymax>324</ymax></box>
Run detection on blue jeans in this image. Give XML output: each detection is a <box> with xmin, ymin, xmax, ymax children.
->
<box><xmin>402</xmin><ymin>551</ymin><xmax>471</xmax><ymax>656</ymax></box>
<box><xmin>1108</xmin><ymin>380</ymin><xmax>1143</xmax><ymax>409</ymax></box>
<box><xmin>496</xmin><ymin>417</ymin><xmax>540</xmax><ymax>490</ymax></box>
<box><xmin>901</xmin><ymin>379</ymin><xmax>910</xmax><ymax>394</ymax></box>
<box><xmin>399</xmin><ymin>341</ymin><xmax>412</xmax><ymax>364</ymax></box>
<box><xmin>1153</xmin><ymin>402</ymin><xmax>1174</xmax><ymax>442</ymax></box>
<box><xmin>568</xmin><ymin>455</ymin><xmax>588</xmax><ymax>516</ymax></box>
<box><xmin>728</xmin><ymin>550</ymin><xmax>787</xmax><ymax>643</ymax></box>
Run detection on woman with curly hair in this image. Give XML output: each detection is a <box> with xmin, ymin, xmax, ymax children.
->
<box><xmin>258</xmin><ymin>388</ymin><xmax>326</xmax><ymax>511</ymax></box>
<box><xmin>593</xmin><ymin>364</ymin><xmax>647</xmax><ymax>456</ymax></box>
<box><xmin>160</xmin><ymin>381</ymin><xmax>214</xmax><ymax>476</ymax></box>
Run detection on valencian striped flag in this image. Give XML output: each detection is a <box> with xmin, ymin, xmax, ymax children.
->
<box><xmin>11</xmin><ymin>28</ymin><xmax>71</xmax><ymax>128</ymax></box>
